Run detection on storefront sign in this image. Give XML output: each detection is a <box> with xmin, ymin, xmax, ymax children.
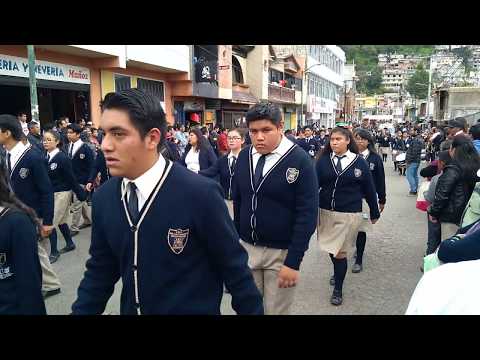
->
<box><xmin>309</xmin><ymin>96</ymin><xmax>335</xmax><ymax>114</ymax></box>
<box><xmin>0</xmin><ymin>54</ymin><xmax>90</xmax><ymax>84</ymax></box>
<box><xmin>184</xmin><ymin>100</ymin><xmax>204</xmax><ymax>111</ymax></box>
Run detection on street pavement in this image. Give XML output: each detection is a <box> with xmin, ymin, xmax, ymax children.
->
<box><xmin>45</xmin><ymin>159</ymin><xmax>426</xmax><ymax>315</ymax></box>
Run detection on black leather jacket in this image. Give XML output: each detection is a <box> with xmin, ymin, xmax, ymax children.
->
<box><xmin>428</xmin><ymin>163</ymin><xmax>476</xmax><ymax>225</ymax></box>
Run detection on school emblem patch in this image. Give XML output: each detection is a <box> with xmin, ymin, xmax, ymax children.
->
<box><xmin>79</xmin><ymin>153</ymin><xmax>85</xmax><ymax>159</ymax></box>
<box><xmin>370</xmin><ymin>163</ymin><xmax>375</xmax><ymax>171</ymax></box>
<box><xmin>354</xmin><ymin>168</ymin><xmax>362</xmax><ymax>178</ymax></box>
<box><xmin>19</xmin><ymin>168</ymin><xmax>29</xmax><ymax>179</ymax></box>
<box><xmin>0</xmin><ymin>253</ymin><xmax>5</xmax><ymax>265</ymax></box>
<box><xmin>167</xmin><ymin>228</ymin><xmax>190</xmax><ymax>255</ymax></box>
<box><xmin>286</xmin><ymin>168</ymin><xmax>299</xmax><ymax>184</ymax></box>
<box><xmin>50</xmin><ymin>162</ymin><xmax>58</xmax><ymax>170</ymax></box>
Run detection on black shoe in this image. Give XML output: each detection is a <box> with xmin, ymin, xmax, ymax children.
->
<box><xmin>408</xmin><ymin>191</ymin><xmax>418</xmax><ymax>196</ymax></box>
<box><xmin>79</xmin><ymin>223</ymin><xmax>91</xmax><ymax>230</ymax></box>
<box><xmin>49</xmin><ymin>253</ymin><xmax>60</xmax><ymax>264</ymax></box>
<box><xmin>352</xmin><ymin>263</ymin><xmax>363</xmax><ymax>273</ymax></box>
<box><xmin>43</xmin><ymin>288</ymin><xmax>61</xmax><ymax>299</ymax></box>
<box><xmin>59</xmin><ymin>244</ymin><xmax>76</xmax><ymax>254</ymax></box>
<box><xmin>70</xmin><ymin>230</ymin><xmax>79</xmax><ymax>236</ymax></box>
<box><xmin>330</xmin><ymin>290</ymin><xmax>343</xmax><ymax>306</ymax></box>
<box><xmin>329</xmin><ymin>275</ymin><xmax>335</xmax><ymax>286</ymax></box>
<box><xmin>420</xmin><ymin>266</ymin><xmax>424</xmax><ymax>273</ymax></box>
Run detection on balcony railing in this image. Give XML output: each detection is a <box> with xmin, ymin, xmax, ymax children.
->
<box><xmin>268</xmin><ymin>84</ymin><xmax>295</xmax><ymax>103</ymax></box>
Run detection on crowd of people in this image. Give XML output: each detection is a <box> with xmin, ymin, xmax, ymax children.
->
<box><xmin>2</xmin><ymin>88</ymin><xmax>480</xmax><ymax>315</ymax></box>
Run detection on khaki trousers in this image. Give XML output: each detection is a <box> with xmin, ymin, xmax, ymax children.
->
<box><xmin>441</xmin><ymin>222</ymin><xmax>459</xmax><ymax>241</ymax></box>
<box><xmin>70</xmin><ymin>185</ymin><xmax>91</xmax><ymax>232</ymax></box>
<box><xmin>240</xmin><ymin>240</ymin><xmax>296</xmax><ymax>315</ymax></box>
<box><xmin>37</xmin><ymin>236</ymin><xmax>61</xmax><ymax>291</ymax></box>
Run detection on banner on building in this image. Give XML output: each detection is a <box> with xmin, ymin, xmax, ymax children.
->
<box><xmin>0</xmin><ymin>54</ymin><xmax>90</xmax><ymax>84</ymax></box>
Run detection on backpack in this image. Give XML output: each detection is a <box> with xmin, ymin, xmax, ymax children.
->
<box><xmin>461</xmin><ymin>182</ymin><xmax>480</xmax><ymax>227</ymax></box>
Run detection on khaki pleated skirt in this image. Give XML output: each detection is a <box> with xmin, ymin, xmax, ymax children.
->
<box><xmin>358</xmin><ymin>199</ymin><xmax>373</xmax><ymax>233</ymax></box>
<box><xmin>53</xmin><ymin>191</ymin><xmax>72</xmax><ymax>227</ymax></box>
<box><xmin>317</xmin><ymin>208</ymin><xmax>363</xmax><ymax>255</ymax></box>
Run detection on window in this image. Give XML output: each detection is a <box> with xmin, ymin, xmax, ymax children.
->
<box><xmin>115</xmin><ymin>74</ymin><xmax>131</xmax><ymax>92</ymax></box>
<box><xmin>137</xmin><ymin>78</ymin><xmax>165</xmax><ymax>102</ymax></box>
<box><xmin>269</xmin><ymin>69</ymin><xmax>283</xmax><ymax>84</ymax></box>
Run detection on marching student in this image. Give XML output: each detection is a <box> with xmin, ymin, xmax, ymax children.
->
<box><xmin>181</xmin><ymin>127</ymin><xmax>217</xmax><ymax>173</ymax></box>
<box><xmin>86</xmin><ymin>149</ymin><xmax>109</xmax><ymax>192</ymax></box>
<box><xmin>199</xmin><ymin>128</ymin><xmax>245</xmax><ymax>218</ymax></box>
<box><xmin>0</xmin><ymin>165</ymin><xmax>46</xmax><ymax>315</ymax></box>
<box><xmin>316</xmin><ymin>127</ymin><xmax>380</xmax><ymax>306</ymax></box>
<box><xmin>66</xmin><ymin>123</ymin><xmax>95</xmax><ymax>234</ymax></box>
<box><xmin>351</xmin><ymin>128</ymin><xmax>386</xmax><ymax>273</ymax></box>
<box><xmin>231</xmin><ymin>101</ymin><xmax>318</xmax><ymax>315</ymax></box>
<box><xmin>297</xmin><ymin>125</ymin><xmax>320</xmax><ymax>159</ymax></box>
<box><xmin>0</xmin><ymin>114</ymin><xmax>61</xmax><ymax>299</ymax></box>
<box><xmin>71</xmin><ymin>89</ymin><xmax>263</xmax><ymax>315</ymax></box>
<box><xmin>43</xmin><ymin>130</ymin><xmax>87</xmax><ymax>263</ymax></box>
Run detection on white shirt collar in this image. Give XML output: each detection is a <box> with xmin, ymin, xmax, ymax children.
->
<box><xmin>48</xmin><ymin>148</ymin><xmax>60</xmax><ymax>161</ymax></box>
<box><xmin>121</xmin><ymin>155</ymin><xmax>166</xmax><ymax>203</ymax></box>
<box><xmin>70</xmin><ymin>139</ymin><xmax>84</xmax><ymax>154</ymax></box>
<box><xmin>251</xmin><ymin>135</ymin><xmax>294</xmax><ymax>157</ymax></box>
<box><xmin>7</xmin><ymin>141</ymin><xmax>26</xmax><ymax>158</ymax></box>
<box><xmin>361</xmin><ymin>149</ymin><xmax>369</xmax><ymax>158</ymax></box>
<box><xmin>331</xmin><ymin>149</ymin><xmax>356</xmax><ymax>161</ymax></box>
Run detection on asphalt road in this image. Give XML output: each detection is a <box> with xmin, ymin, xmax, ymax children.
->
<box><xmin>46</xmin><ymin>160</ymin><xmax>426</xmax><ymax>315</ymax></box>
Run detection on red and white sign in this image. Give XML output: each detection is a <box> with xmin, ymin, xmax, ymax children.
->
<box><xmin>0</xmin><ymin>54</ymin><xmax>90</xmax><ymax>84</ymax></box>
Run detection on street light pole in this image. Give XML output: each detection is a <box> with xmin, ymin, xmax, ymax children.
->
<box><xmin>426</xmin><ymin>56</ymin><xmax>433</xmax><ymax>122</ymax></box>
<box><xmin>27</xmin><ymin>45</ymin><xmax>40</xmax><ymax>125</ymax></box>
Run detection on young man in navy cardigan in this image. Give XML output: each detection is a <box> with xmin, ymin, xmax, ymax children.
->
<box><xmin>0</xmin><ymin>114</ymin><xmax>61</xmax><ymax>299</ymax></box>
<box><xmin>71</xmin><ymin>89</ymin><xmax>263</xmax><ymax>315</ymax></box>
<box><xmin>231</xmin><ymin>102</ymin><xmax>319</xmax><ymax>315</ymax></box>
<box><xmin>66</xmin><ymin>123</ymin><xmax>94</xmax><ymax>234</ymax></box>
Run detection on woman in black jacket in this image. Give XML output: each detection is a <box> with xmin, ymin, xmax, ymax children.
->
<box><xmin>0</xmin><ymin>165</ymin><xmax>46</xmax><ymax>315</ymax></box>
<box><xmin>181</xmin><ymin>127</ymin><xmax>217</xmax><ymax>173</ymax></box>
<box><xmin>428</xmin><ymin>135</ymin><xmax>480</xmax><ymax>240</ymax></box>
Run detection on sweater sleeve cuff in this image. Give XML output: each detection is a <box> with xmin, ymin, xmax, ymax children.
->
<box><xmin>284</xmin><ymin>250</ymin><xmax>304</xmax><ymax>271</ymax></box>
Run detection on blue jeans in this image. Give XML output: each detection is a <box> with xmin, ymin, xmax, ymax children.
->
<box><xmin>406</xmin><ymin>162</ymin><xmax>420</xmax><ymax>192</ymax></box>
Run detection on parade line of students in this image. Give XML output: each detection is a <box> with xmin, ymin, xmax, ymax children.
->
<box><xmin>0</xmin><ymin>90</ymin><xmax>388</xmax><ymax>315</ymax></box>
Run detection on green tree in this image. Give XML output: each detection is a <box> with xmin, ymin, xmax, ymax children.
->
<box><xmin>406</xmin><ymin>64</ymin><xmax>429</xmax><ymax>99</ymax></box>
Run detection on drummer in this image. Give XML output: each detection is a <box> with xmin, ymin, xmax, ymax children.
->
<box><xmin>315</xmin><ymin>127</ymin><xmax>380</xmax><ymax>306</ymax></box>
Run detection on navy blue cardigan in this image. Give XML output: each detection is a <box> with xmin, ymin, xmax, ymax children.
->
<box><xmin>232</xmin><ymin>145</ymin><xmax>319</xmax><ymax>270</ymax></box>
<box><xmin>365</xmin><ymin>152</ymin><xmax>387</xmax><ymax>205</ymax></box>
<box><xmin>180</xmin><ymin>144</ymin><xmax>217</xmax><ymax>171</ymax></box>
<box><xmin>199</xmin><ymin>155</ymin><xmax>235</xmax><ymax>199</ymax></box>
<box><xmin>0</xmin><ymin>209</ymin><xmax>46</xmax><ymax>315</ymax></box>
<box><xmin>297</xmin><ymin>137</ymin><xmax>320</xmax><ymax>157</ymax></box>
<box><xmin>9</xmin><ymin>146</ymin><xmax>54</xmax><ymax>225</ymax></box>
<box><xmin>316</xmin><ymin>153</ymin><xmax>380</xmax><ymax>220</ymax></box>
<box><xmin>72</xmin><ymin>162</ymin><xmax>263</xmax><ymax>315</ymax></box>
<box><xmin>47</xmin><ymin>151</ymin><xmax>87</xmax><ymax>201</ymax></box>
<box><xmin>88</xmin><ymin>149</ymin><xmax>109</xmax><ymax>185</ymax></box>
<box><xmin>69</xmin><ymin>142</ymin><xmax>95</xmax><ymax>185</ymax></box>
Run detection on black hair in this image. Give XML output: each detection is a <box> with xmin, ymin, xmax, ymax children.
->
<box><xmin>246</xmin><ymin>101</ymin><xmax>282</xmax><ymax>126</ymax></box>
<box><xmin>320</xmin><ymin>127</ymin><xmax>359</xmax><ymax>159</ymax></box>
<box><xmin>200</xmin><ymin>126</ymin><xmax>208</xmax><ymax>136</ymax></box>
<box><xmin>354</xmin><ymin>128</ymin><xmax>378</xmax><ymax>155</ymax></box>
<box><xmin>189</xmin><ymin>127</ymin><xmax>210</xmax><ymax>153</ymax></box>
<box><xmin>303</xmin><ymin>125</ymin><xmax>312</xmax><ymax>132</ymax></box>
<box><xmin>100</xmin><ymin>88</ymin><xmax>166</xmax><ymax>147</ymax></box>
<box><xmin>0</xmin><ymin>165</ymin><xmax>41</xmax><ymax>233</ymax></box>
<box><xmin>67</xmin><ymin>123</ymin><xmax>82</xmax><ymax>134</ymax></box>
<box><xmin>451</xmin><ymin>135</ymin><xmax>480</xmax><ymax>182</ymax></box>
<box><xmin>469</xmin><ymin>124</ymin><xmax>480</xmax><ymax>140</ymax></box>
<box><xmin>0</xmin><ymin>114</ymin><xmax>23</xmax><ymax>141</ymax></box>
<box><xmin>44</xmin><ymin>129</ymin><xmax>63</xmax><ymax>149</ymax></box>
<box><xmin>17</xmin><ymin>110</ymin><xmax>27</xmax><ymax>117</ymax></box>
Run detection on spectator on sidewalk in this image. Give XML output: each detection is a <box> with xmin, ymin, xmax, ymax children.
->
<box><xmin>405</xmin><ymin>128</ymin><xmax>424</xmax><ymax>196</ymax></box>
<box><xmin>469</xmin><ymin>123</ymin><xmax>480</xmax><ymax>154</ymax></box>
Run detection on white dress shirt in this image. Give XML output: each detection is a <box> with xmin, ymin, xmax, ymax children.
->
<box><xmin>121</xmin><ymin>155</ymin><xmax>166</xmax><ymax>211</ymax></box>
<box><xmin>185</xmin><ymin>148</ymin><xmax>201</xmax><ymax>173</ymax></box>
<box><xmin>227</xmin><ymin>151</ymin><xmax>239</xmax><ymax>171</ymax></box>
<box><xmin>361</xmin><ymin>149</ymin><xmax>370</xmax><ymax>159</ymax></box>
<box><xmin>331</xmin><ymin>150</ymin><xmax>356</xmax><ymax>171</ymax></box>
<box><xmin>47</xmin><ymin>148</ymin><xmax>60</xmax><ymax>163</ymax></box>
<box><xmin>252</xmin><ymin>135</ymin><xmax>295</xmax><ymax>177</ymax></box>
<box><xmin>69</xmin><ymin>139</ymin><xmax>84</xmax><ymax>158</ymax></box>
<box><xmin>20</xmin><ymin>121</ymin><xmax>29</xmax><ymax>136</ymax></box>
<box><xmin>7</xmin><ymin>141</ymin><xmax>28</xmax><ymax>171</ymax></box>
<box><xmin>406</xmin><ymin>259</ymin><xmax>480</xmax><ymax>315</ymax></box>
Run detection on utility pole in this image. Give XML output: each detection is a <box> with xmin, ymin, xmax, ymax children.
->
<box><xmin>426</xmin><ymin>55</ymin><xmax>433</xmax><ymax>123</ymax></box>
<box><xmin>27</xmin><ymin>45</ymin><xmax>40</xmax><ymax>125</ymax></box>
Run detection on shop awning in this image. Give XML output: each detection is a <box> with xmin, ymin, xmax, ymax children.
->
<box><xmin>232</xmin><ymin>90</ymin><xmax>258</xmax><ymax>104</ymax></box>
